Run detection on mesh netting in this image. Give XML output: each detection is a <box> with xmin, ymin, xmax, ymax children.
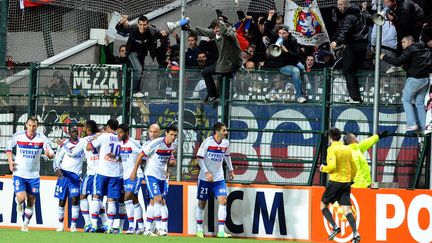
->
<box><xmin>7</xmin><ymin>0</ymin><xmax>373</xmax><ymax>63</ymax></box>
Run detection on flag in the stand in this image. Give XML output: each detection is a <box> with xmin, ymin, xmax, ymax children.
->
<box><xmin>284</xmin><ymin>0</ymin><xmax>330</xmax><ymax>46</ymax></box>
<box><xmin>235</xmin><ymin>19</ymin><xmax>251</xmax><ymax>51</ymax></box>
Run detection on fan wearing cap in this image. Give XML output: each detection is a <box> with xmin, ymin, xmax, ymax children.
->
<box><xmin>187</xmin><ymin>17</ymin><xmax>243</xmax><ymax>102</ymax></box>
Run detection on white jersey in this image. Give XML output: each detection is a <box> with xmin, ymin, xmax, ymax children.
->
<box><xmin>90</xmin><ymin>132</ymin><xmax>122</xmax><ymax>177</ymax></box>
<box><xmin>119</xmin><ymin>138</ymin><xmax>143</xmax><ymax>179</ymax></box>
<box><xmin>197</xmin><ymin>136</ymin><xmax>230</xmax><ymax>182</ymax></box>
<box><xmin>142</xmin><ymin>137</ymin><xmax>176</xmax><ymax>180</ymax></box>
<box><xmin>54</xmin><ymin>139</ymin><xmax>84</xmax><ymax>176</ymax></box>
<box><xmin>65</xmin><ymin>135</ymin><xmax>99</xmax><ymax>175</ymax></box>
<box><xmin>6</xmin><ymin>131</ymin><xmax>53</xmax><ymax>179</ymax></box>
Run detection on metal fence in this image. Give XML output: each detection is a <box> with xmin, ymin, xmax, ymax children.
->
<box><xmin>0</xmin><ymin>65</ymin><xmax>429</xmax><ymax>188</ymax></box>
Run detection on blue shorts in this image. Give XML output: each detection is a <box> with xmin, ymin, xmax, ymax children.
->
<box><xmin>80</xmin><ymin>174</ymin><xmax>95</xmax><ymax>195</ymax></box>
<box><xmin>124</xmin><ymin>177</ymin><xmax>143</xmax><ymax>195</ymax></box>
<box><xmin>197</xmin><ymin>179</ymin><xmax>227</xmax><ymax>200</ymax></box>
<box><xmin>145</xmin><ymin>175</ymin><xmax>168</xmax><ymax>199</ymax></box>
<box><xmin>93</xmin><ymin>174</ymin><xmax>123</xmax><ymax>199</ymax></box>
<box><xmin>54</xmin><ymin>170</ymin><xmax>81</xmax><ymax>200</ymax></box>
<box><xmin>13</xmin><ymin>176</ymin><xmax>40</xmax><ymax>195</ymax></box>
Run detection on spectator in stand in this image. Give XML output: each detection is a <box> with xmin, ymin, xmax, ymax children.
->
<box><xmin>198</xmin><ymin>36</ymin><xmax>218</xmax><ymax>66</ymax></box>
<box><xmin>381</xmin><ymin>35</ymin><xmax>432</xmax><ymax>132</ymax></box>
<box><xmin>331</xmin><ymin>0</ymin><xmax>371</xmax><ymax>104</ymax></box>
<box><xmin>191</xmin><ymin>51</ymin><xmax>210</xmax><ymax>99</ymax></box>
<box><xmin>197</xmin><ymin>51</ymin><xmax>208</xmax><ymax>67</ymax></box>
<box><xmin>115</xmin><ymin>15</ymin><xmax>168</xmax><ymax>98</ymax></box>
<box><xmin>384</xmin><ymin>0</ymin><xmax>424</xmax><ymax>53</ymax></box>
<box><xmin>248</xmin><ymin>15</ymin><xmax>272</xmax><ymax>64</ymax></box>
<box><xmin>104</xmin><ymin>43</ymin><xmax>129</xmax><ymax>65</ymax></box>
<box><xmin>305</xmin><ymin>55</ymin><xmax>316</xmax><ymax>72</ymax></box>
<box><xmin>421</xmin><ymin>22</ymin><xmax>432</xmax><ymax>50</ymax></box>
<box><xmin>188</xmin><ymin>18</ymin><xmax>242</xmax><ymax>102</ymax></box>
<box><xmin>370</xmin><ymin>18</ymin><xmax>399</xmax><ymax>73</ymax></box>
<box><xmin>313</xmin><ymin>44</ymin><xmax>335</xmax><ymax>68</ymax></box>
<box><xmin>241</xmin><ymin>44</ymin><xmax>256</xmax><ymax>66</ymax></box>
<box><xmin>186</xmin><ymin>33</ymin><xmax>201</xmax><ymax>67</ymax></box>
<box><xmin>264</xmin><ymin>25</ymin><xmax>307</xmax><ymax>103</ymax></box>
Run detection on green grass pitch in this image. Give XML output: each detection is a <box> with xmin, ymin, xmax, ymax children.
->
<box><xmin>0</xmin><ymin>228</ymin><xmax>310</xmax><ymax>243</ymax></box>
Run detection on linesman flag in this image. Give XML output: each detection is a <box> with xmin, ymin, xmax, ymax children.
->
<box><xmin>284</xmin><ymin>0</ymin><xmax>330</xmax><ymax>46</ymax></box>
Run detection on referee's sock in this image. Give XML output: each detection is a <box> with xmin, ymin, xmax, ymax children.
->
<box><xmin>346</xmin><ymin>212</ymin><xmax>357</xmax><ymax>234</ymax></box>
<box><xmin>321</xmin><ymin>207</ymin><xmax>337</xmax><ymax>228</ymax></box>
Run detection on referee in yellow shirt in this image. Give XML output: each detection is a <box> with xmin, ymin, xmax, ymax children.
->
<box><xmin>319</xmin><ymin>127</ymin><xmax>360</xmax><ymax>243</ymax></box>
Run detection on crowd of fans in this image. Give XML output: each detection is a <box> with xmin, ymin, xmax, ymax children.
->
<box><xmin>104</xmin><ymin>0</ymin><xmax>430</xmax><ymax>103</ymax></box>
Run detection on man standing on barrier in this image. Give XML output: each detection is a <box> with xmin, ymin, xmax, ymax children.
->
<box><xmin>187</xmin><ymin>17</ymin><xmax>243</xmax><ymax>103</ymax></box>
<box><xmin>331</xmin><ymin>0</ymin><xmax>371</xmax><ymax>104</ymax></box>
<box><xmin>381</xmin><ymin>35</ymin><xmax>432</xmax><ymax>132</ymax></box>
<box><xmin>195</xmin><ymin>122</ymin><xmax>234</xmax><ymax>238</ymax></box>
<box><xmin>116</xmin><ymin>15</ymin><xmax>168</xmax><ymax>98</ymax></box>
<box><xmin>6</xmin><ymin>117</ymin><xmax>55</xmax><ymax>232</ymax></box>
<box><xmin>320</xmin><ymin>127</ymin><xmax>360</xmax><ymax>243</ymax></box>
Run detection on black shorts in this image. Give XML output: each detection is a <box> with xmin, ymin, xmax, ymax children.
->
<box><xmin>321</xmin><ymin>181</ymin><xmax>351</xmax><ymax>205</ymax></box>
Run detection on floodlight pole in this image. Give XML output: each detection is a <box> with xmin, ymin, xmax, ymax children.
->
<box><xmin>176</xmin><ymin>0</ymin><xmax>187</xmax><ymax>182</ymax></box>
<box><xmin>372</xmin><ymin>1</ymin><xmax>383</xmax><ymax>183</ymax></box>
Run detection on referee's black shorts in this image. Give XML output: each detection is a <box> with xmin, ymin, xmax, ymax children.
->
<box><xmin>321</xmin><ymin>181</ymin><xmax>351</xmax><ymax>205</ymax></box>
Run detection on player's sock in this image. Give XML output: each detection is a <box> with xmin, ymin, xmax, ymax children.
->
<box><xmin>99</xmin><ymin>205</ymin><xmax>108</xmax><ymax>226</ymax></box>
<box><xmin>217</xmin><ymin>204</ymin><xmax>227</xmax><ymax>233</ymax></box>
<box><xmin>57</xmin><ymin>206</ymin><xmax>65</xmax><ymax>226</ymax></box>
<box><xmin>107</xmin><ymin>201</ymin><xmax>116</xmax><ymax>230</ymax></box>
<box><xmin>321</xmin><ymin>207</ymin><xmax>337</xmax><ymax>228</ymax></box>
<box><xmin>90</xmin><ymin>198</ymin><xmax>101</xmax><ymax>227</ymax></box>
<box><xmin>125</xmin><ymin>200</ymin><xmax>134</xmax><ymax>230</ymax></box>
<box><xmin>346</xmin><ymin>212</ymin><xmax>357</xmax><ymax>234</ymax></box>
<box><xmin>80</xmin><ymin>199</ymin><xmax>91</xmax><ymax>226</ymax></box>
<box><xmin>154</xmin><ymin>202</ymin><xmax>162</xmax><ymax>231</ymax></box>
<box><xmin>118</xmin><ymin>202</ymin><xmax>126</xmax><ymax>230</ymax></box>
<box><xmin>145</xmin><ymin>204</ymin><xmax>155</xmax><ymax>232</ymax></box>
<box><xmin>134</xmin><ymin>203</ymin><xmax>144</xmax><ymax>230</ymax></box>
<box><xmin>161</xmin><ymin>204</ymin><xmax>168</xmax><ymax>231</ymax></box>
<box><xmin>71</xmin><ymin>205</ymin><xmax>79</xmax><ymax>228</ymax></box>
<box><xmin>23</xmin><ymin>207</ymin><xmax>34</xmax><ymax>226</ymax></box>
<box><xmin>196</xmin><ymin>207</ymin><xmax>204</xmax><ymax>232</ymax></box>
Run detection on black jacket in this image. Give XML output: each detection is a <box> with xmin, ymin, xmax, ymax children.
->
<box><xmin>383</xmin><ymin>42</ymin><xmax>432</xmax><ymax>78</ymax></box>
<box><xmin>334</xmin><ymin>6</ymin><xmax>370</xmax><ymax>46</ymax></box>
<box><xmin>115</xmin><ymin>23</ymin><xmax>163</xmax><ymax>58</ymax></box>
<box><xmin>264</xmin><ymin>34</ymin><xmax>301</xmax><ymax>68</ymax></box>
<box><xmin>391</xmin><ymin>0</ymin><xmax>424</xmax><ymax>38</ymax></box>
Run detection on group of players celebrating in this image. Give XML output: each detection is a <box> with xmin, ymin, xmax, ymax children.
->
<box><xmin>6</xmin><ymin>117</ymin><xmax>234</xmax><ymax>238</ymax></box>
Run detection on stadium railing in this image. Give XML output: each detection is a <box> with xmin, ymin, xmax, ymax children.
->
<box><xmin>0</xmin><ymin>65</ymin><xmax>430</xmax><ymax>189</ymax></box>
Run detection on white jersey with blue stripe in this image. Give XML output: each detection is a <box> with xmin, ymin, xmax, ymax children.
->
<box><xmin>65</xmin><ymin>135</ymin><xmax>99</xmax><ymax>175</ymax></box>
<box><xmin>6</xmin><ymin>131</ymin><xmax>53</xmax><ymax>179</ymax></box>
<box><xmin>54</xmin><ymin>139</ymin><xmax>84</xmax><ymax>176</ymax></box>
<box><xmin>120</xmin><ymin>137</ymin><xmax>143</xmax><ymax>179</ymax></box>
<box><xmin>142</xmin><ymin>137</ymin><xmax>176</xmax><ymax>180</ymax></box>
<box><xmin>90</xmin><ymin>132</ymin><xmax>122</xmax><ymax>177</ymax></box>
<box><xmin>197</xmin><ymin>136</ymin><xmax>230</xmax><ymax>182</ymax></box>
